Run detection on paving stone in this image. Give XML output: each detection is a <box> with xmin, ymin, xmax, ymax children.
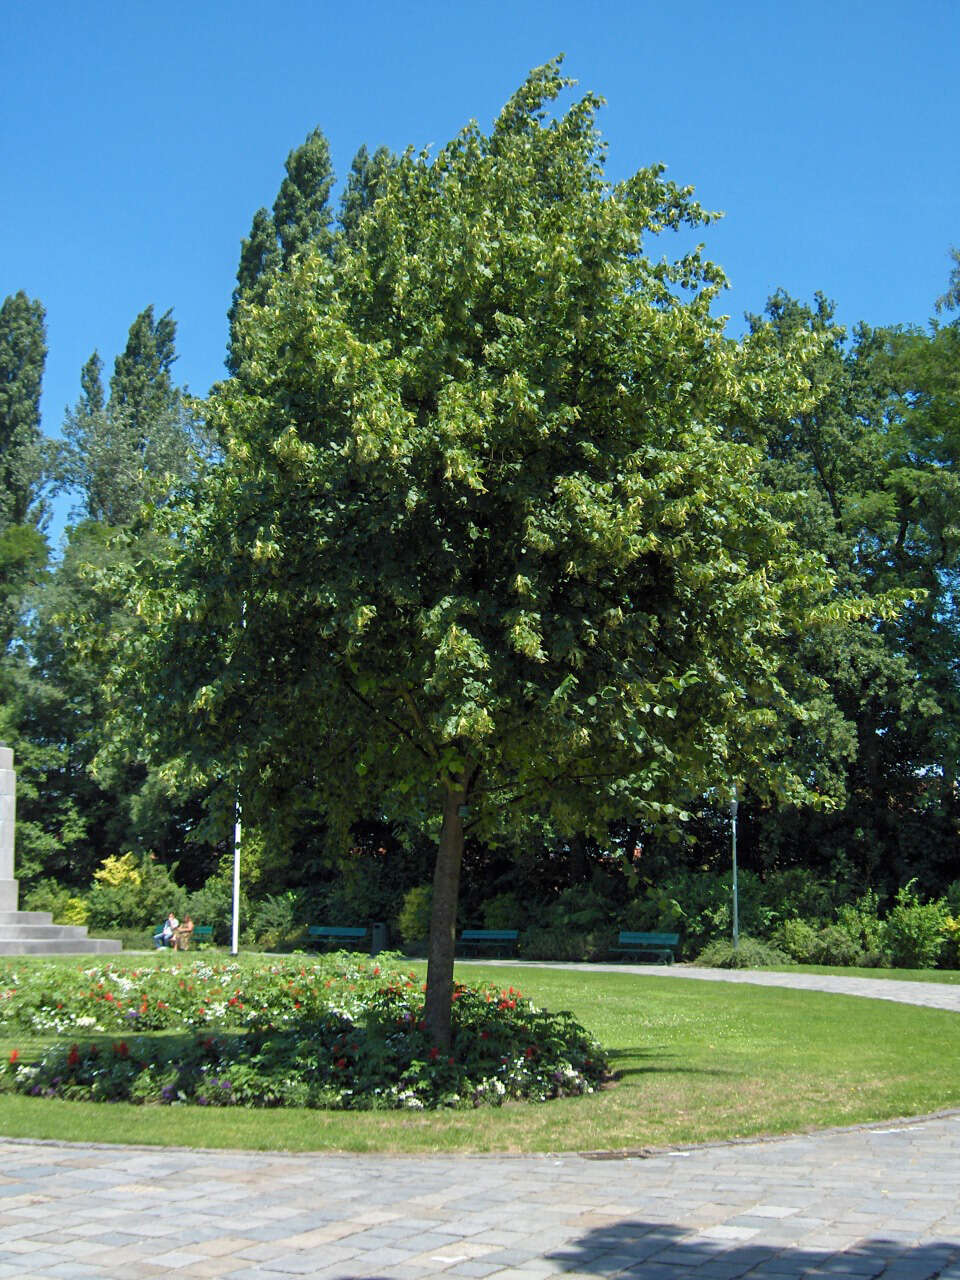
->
<box><xmin>0</xmin><ymin>968</ymin><xmax>958</xmax><ymax>1279</ymax></box>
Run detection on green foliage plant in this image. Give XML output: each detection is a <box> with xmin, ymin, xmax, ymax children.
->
<box><xmin>481</xmin><ymin>892</ymin><xmax>524</xmax><ymax>930</ymax></box>
<box><xmin>881</xmin><ymin>880</ymin><xmax>949</xmax><ymax>969</ymax></box>
<box><xmin>100</xmin><ymin>60</ymin><xmax>872</xmax><ymax>1049</ymax></box>
<box><xmin>694</xmin><ymin>936</ymin><xmax>790</xmax><ymax>968</ymax></box>
<box><xmin>86</xmin><ymin>853</ymin><xmax>184</xmax><ymax>931</ymax></box>
<box><xmin>396</xmin><ymin>885</ymin><xmax>432</xmax><ymax>946</ymax></box>
<box><xmin>773</xmin><ymin>918</ymin><xmax>864</xmax><ymax>966</ymax></box>
<box><xmin>247</xmin><ymin>890</ymin><xmax>306</xmax><ymax>949</ymax></box>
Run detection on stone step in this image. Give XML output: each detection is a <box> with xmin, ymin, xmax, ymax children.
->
<box><xmin>0</xmin><ymin>924</ymin><xmax>93</xmax><ymax>939</ymax></box>
<box><xmin>0</xmin><ymin>910</ymin><xmax>53</xmax><ymax>925</ymax></box>
<box><xmin>0</xmin><ymin>937</ymin><xmax>122</xmax><ymax>955</ymax></box>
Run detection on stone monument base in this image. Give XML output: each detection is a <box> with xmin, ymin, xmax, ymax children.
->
<box><xmin>0</xmin><ymin>882</ymin><xmax>121</xmax><ymax>956</ymax></box>
<box><xmin>0</xmin><ymin>747</ymin><xmax>122</xmax><ymax>955</ymax></box>
<box><xmin>0</xmin><ymin>907</ymin><xmax>122</xmax><ymax>955</ymax></box>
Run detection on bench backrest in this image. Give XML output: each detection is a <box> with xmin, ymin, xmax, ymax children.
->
<box><xmin>459</xmin><ymin>929</ymin><xmax>519</xmax><ymax>941</ymax></box>
<box><xmin>193</xmin><ymin>925</ymin><xmax>213</xmax><ymax>939</ymax></box>
<box><xmin>307</xmin><ymin>926</ymin><xmax>368</xmax><ymax>939</ymax></box>
<box><xmin>618</xmin><ymin>931</ymin><xmax>680</xmax><ymax>946</ymax></box>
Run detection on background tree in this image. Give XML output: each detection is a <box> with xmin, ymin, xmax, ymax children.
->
<box><xmin>10</xmin><ymin>307</ymin><xmax>221</xmax><ymax>893</ymax></box>
<box><xmin>700</xmin><ymin>282</ymin><xmax>960</xmax><ymax>893</ymax></box>
<box><xmin>0</xmin><ymin>292</ymin><xmax>47</xmax><ymax>528</ymax></box>
<box><xmin>60</xmin><ymin>306</ymin><xmax>210</xmax><ymax>526</ymax></box>
<box><xmin>102</xmin><ymin>62</ymin><xmax>854</xmax><ymax>1042</ymax></box>
<box><xmin>338</xmin><ymin>143</ymin><xmax>397</xmax><ymax>243</ymax></box>
<box><xmin>227</xmin><ymin>128</ymin><xmax>336</xmax><ymax>372</ymax></box>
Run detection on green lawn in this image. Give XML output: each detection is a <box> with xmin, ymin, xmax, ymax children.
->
<box><xmin>765</xmin><ymin>964</ymin><xmax>960</xmax><ymax>983</ymax></box>
<box><xmin>0</xmin><ymin>958</ymin><xmax>957</xmax><ymax>1153</ymax></box>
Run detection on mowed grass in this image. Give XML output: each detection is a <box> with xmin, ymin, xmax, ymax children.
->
<box><xmin>0</xmin><ymin>959</ymin><xmax>957</xmax><ymax>1154</ymax></box>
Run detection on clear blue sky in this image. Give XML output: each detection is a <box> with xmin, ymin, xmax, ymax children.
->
<box><xmin>3</xmin><ymin>0</ymin><xmax>957</xmax><ymax>537</ymax></box>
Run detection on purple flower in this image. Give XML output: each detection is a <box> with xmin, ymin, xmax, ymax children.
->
<box><xmin>161</xmin><ymin>1085</ymin><xmax>177</xmax><ymax>1102</ymax></box>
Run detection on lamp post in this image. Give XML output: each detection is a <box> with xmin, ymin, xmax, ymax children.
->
<box><xmin>730</xmin><ymin>785</ymin><xmax>739</xmax><ymax>950</ymax></box>
<box><xmin>231</xmin><ymin>598</ymin><xmax>246</xmax><ymax>957</ymax></box>
<box><xmin>231</xmin><ymin>794</ymin><xmax>241</xmax><ymax>956</ymax></box>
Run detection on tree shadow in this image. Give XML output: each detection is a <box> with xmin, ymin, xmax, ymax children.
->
<box><xmin>613</xmin><ymin>1045</ymin><xmax>735</xmax><ymax>1079</ymax></box>
<box><xmin>540</xmin><ymin>1217</ymin><xmax>960</xmax><ymax>1278</ymax></box>
<box><xmin>277</xmin><ymin>1212</ymin><xmax>960</xmax><ymax>1280</ymax></box>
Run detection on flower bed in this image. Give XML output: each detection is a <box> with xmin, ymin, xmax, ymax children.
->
<box><xmin>0</xmin><ymin>956</ymin><xmax>608</xmax><ymax>1109</ymax></box>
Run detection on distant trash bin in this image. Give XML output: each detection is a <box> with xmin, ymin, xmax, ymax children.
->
<box><xmin>370</xmin><ymin>922</ymin><xmax>389</xmax><ymax>956</ymax></box>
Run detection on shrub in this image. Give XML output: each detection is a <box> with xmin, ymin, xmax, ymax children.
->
<box><xmin>61</xmin><ymin>897</ymin><xmax>91</xmax><ymax>926</ymax></box>
<box><xmin>481</xmin><ymin>892</ymin><xmax>524</xmax><ymax>931</ymax></box>
<box><xmin>773</xmin><ymin>918</ymin><xmax>820</xmax><ymax>963</ymax></box>
<box><xmin>86</xmin><ymin>854</ymin><xmax>186</xmax><ymax>931</ymax></box>
<box><xmin>396</xmin><ymin>885</ymin><xmax>432</xmax><ymax>945</ymax></box>
<box><xmin>248</xmin><ymin>891</ymin><xmax>307</xmax><ymax>950</ymax></box>
<box><xmin>881</xmin><ymin>881</ymin><xmax>949</xmax><ymax>969</ymax></box>
<box><xmin>811</xmin><ymin>925</ymin><xmax>863</xmax><ymax>967</ymax></box>
<box><xmin>942</xmin><ymin>917</ymin><xmax>960</xmax><ymax>969</ymax></box>
<box><xmin>694</xmin><ymin>936</ymin><xmax>790</xmax><ymax>969</ymax></box>
<box><xmin>772</xmin><ymin>918</ymin><xmax>865</xmax><ymax>966</ymax></box>
<box><xmin>519</xmin><ymin>926</ymin><xmax>616</xmax><ymax>962</ymax></box>
<box><xmin>185</xmin><ymin>875</ymin><xmax>245</xmax><ymax>945</ymax></box>
<box><xmin>836</xmin><ymin>890</ymin><xmax>884</xmax><ymax>955</ymax></box>
<box><xmin>22</xmin><ymin>879</ymin><xmax>75</xmax><ymax>922</ymax></box>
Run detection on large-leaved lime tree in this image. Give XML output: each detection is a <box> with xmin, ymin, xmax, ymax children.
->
<box><xmin>104</xmin><ymin>62</ymin><xmax>844</xmax><ymax>1046</ymax></box>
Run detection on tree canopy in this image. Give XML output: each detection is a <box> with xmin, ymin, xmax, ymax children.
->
<box><xmin>101</xmin><ymin>61</ymin><xmax>867</xmax><ymax>1041</ymax></box>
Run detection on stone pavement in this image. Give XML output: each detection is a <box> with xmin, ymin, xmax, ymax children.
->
<box><xmin>0</xmin><ymin>968</ymin><xmax>957</xmax><ymax>1279</ymax></box>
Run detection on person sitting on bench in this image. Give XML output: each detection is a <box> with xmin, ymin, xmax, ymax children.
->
<box><xmin>172</xmin><ymin>915</ymin><xmax>194</xmax><ymax>951</ymax></box>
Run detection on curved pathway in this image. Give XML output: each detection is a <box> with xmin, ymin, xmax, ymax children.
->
<box><xmin>470</xmin><ymin>958</ymin><xmax>960</xmax><ymax>1013</ymax></box>
<box><xmin>0</xmin><ymin>968</ymin><xmax>958</xmax><ymax>1279</ymax></box>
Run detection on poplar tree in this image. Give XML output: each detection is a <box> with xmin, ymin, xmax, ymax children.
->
<box><xmin>0</xmin><ymin>292</ymin><xmax>46</xmax><ymax>527</ymax></box>
<box><xmin>227</xmin><ymin>128</ymin><xmax>336</xmax><ymax>372</ymax></box>
<box><xmin>61</xmin><ymin>307</ymin><xmax>209</xmax><ymax>526</ymax></box>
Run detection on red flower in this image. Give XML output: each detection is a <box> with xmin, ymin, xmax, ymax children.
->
<box><xmin>104</xmin><ymin>992</ymin><xmax>113</xmax><ymax>1001</ymax></box>
<box><xmin>67</xmin><ymin>1045</ymin><xmax>79</xmax><ymax>1066</ymax></box>
<box><xmin>335</xmin><ymin>1057</ymin><xmax>347</xmax><ymax>1069</ymax></box>
<box><xmin>8</xmin><ymin>1049</ymin><xmax>18</xmax><ymax>1064</ymax></box>
<box><xmin>524</xmin><ymin>1047</ymin><xmax>535</xmax><ymax>1059</ymax></box>
<box><xmin>429</xmin><ymin>1047</ymin><xmax>440</xmax><ymax>1060</ymax></box>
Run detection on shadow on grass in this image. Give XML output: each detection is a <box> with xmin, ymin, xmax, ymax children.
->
<box><xmin>612</xmin><ymin>1045</ymin><xmax>736</xmax><ymax>1079</ymax></box>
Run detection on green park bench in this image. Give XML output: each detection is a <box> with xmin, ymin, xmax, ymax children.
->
<box><xmin>307</xmin><ymin>925</ymin><xmax>370</xmax><ymax>952</ymax></box>
<box><xmin>611</xmin><ymin>930</ymin><xmax>679</xmax><ymax>964</ymax></box>
<box><xmin>193</xmin><ymin>925</ymin><xmax>213</xmax><ymax>944</ymax></box>
<box><xmin>457</xmin><ymin>929</ymin><xmax>519</xmax><ymax>958</ymax></box>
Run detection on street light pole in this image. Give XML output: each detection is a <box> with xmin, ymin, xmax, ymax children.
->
<box><xmin>231</xmin><ymin>598</ymin><xmax>246</xmax><ymax>958</ymax></box>
<box><xmin>730</xmin><ymin>785</ymin><xmax>739</xmax><ymax>950</ymax></box>
<box><xmin>231</xmin><ymin>793</ymin><xmax>241</xmax><ymax>956</ymax></box>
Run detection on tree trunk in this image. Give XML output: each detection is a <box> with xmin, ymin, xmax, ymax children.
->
<box><xmin>424</xmin><ymin>776</ymin><xmax>469</xmax><ymax>1050</ymax></box>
